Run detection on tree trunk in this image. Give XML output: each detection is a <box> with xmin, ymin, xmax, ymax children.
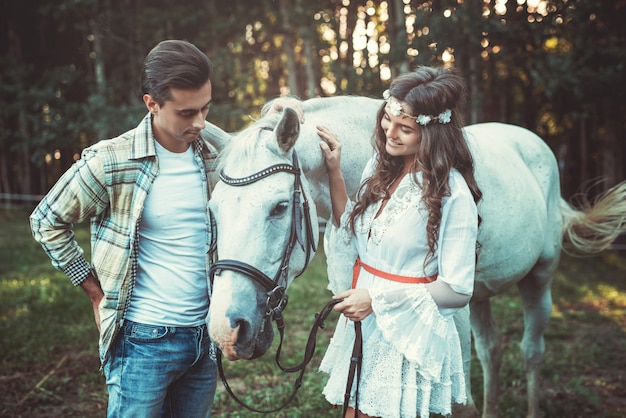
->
<box><xmin>468</xmin><ymin>55</ymin><xmax>481</xmax><ymax>124</ymax></box>
<box><xmin>90</xmin><ymin>0</ymin><xmax>108</xmax><ymax>139</ymax></box>
<box><xmin>498</xmin><ymin>76</ymin><xmax>508</xmax><ymax>122</ymax></box>
<box><xmin>204</xmin><ymin>0</ymin><xmax>219</xmax><ymax>55</ymax></box>
<box><xmin>278</xmin><ymin>0</ymin><xmax>300</xmax><ymax>97</ymax></box>
<box><xmin>295</xmin><ymin>0</ymin><xmax>317</xmax><ymax>98</ymax></box>
<box><xmin>302</xmin><ymin>36</ymin><xmax>317</xmax><ymax>98</ymax></box>
<box><xmin>16</xmin><ymin>110</ymin><xmax>31</xmax><ymax>195</ymax></box>
<box><xmin>459</xmin><ymin>0</ymin><xmax>485</xmax><ymax>124</ymax></box>
<box><xmin>601</xmin><ymin>101</ymin><xmax>620</xmax><ymax>188</ymax></box>
<box><xmin>0</xmin><ymin>148</ymin><xmax>10</xmax><ymax>195</ymax></box>
<box><xmin>579</xmin><ymin>115</ymin><xmax>589</xmax><ymax>191</ymax></box>
<box><xmin>91</xmin><ymin>14</ymin><xmax>107</xmax><ymax>97</ymax></box>
<box><xmin>127</xmin><ymin>0</ymin><xmax>142</xmax><ymax>103</ymax></box>
<box><xmin>387</xmin><ymin>0</ymin><xmax>408</xmax><ymax>78</ymax></box>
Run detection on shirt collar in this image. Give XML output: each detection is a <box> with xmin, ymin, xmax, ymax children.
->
<box><xmin>130</xmin><ymin>113</ymin><xmax>157</xmax><ymax>160</ymax></box>
<box><xmin>130</xmin><ymin>113</ymin><xmax>207</xmax><ymax>160</ymax></box>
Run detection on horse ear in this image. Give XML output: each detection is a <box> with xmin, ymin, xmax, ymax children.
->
<box><xmin>275</xmin><ymin>107</ymin><xmax>300</xmax><ymax>152</ymax></box>
<box><xmin>200</xmin><ymin>122</ymin><xmax>232</xmax><ymax>153</ymax></box>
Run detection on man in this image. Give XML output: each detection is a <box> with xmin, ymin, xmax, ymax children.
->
<box><xmin>30</xmin><ymin>39</ymin><xmax>301</xmax><ymax>417</ymax></box>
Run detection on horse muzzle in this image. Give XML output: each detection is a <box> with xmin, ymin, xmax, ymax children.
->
<box><xmin>209</xmin><ymin>306</ymin><xmax>275</xmax><ymax>360</ymax></box>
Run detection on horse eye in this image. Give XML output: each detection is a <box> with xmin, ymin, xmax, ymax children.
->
<box><xmin>270</xmin><ymin>201</ymin><xmax>289</xmax><ymax>217</ymax></box>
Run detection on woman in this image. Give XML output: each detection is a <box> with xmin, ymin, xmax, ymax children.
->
<box><xmin>317</xmin><ymin>66</ymin><xmax>482</xmax><ymax>418</ymax></box>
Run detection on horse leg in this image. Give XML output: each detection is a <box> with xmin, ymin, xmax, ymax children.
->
<box><xmin>470</xmin><ymin>297</ymin><xmax>502</xmax><ymax>418</ymax></box>
<box><xmin>517</xmin><ymin>271</ymin><xmax>553</xmax><ymax>418</ymax></box>
<box><xmin>452</xmin><ymin>305</ymin><xmax>479</xmax><ymax>417</ymax></box>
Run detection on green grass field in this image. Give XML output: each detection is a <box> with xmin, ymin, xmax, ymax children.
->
<box><xmin>1</xmin><ymin>208</ymin><xmax>625</xmax><ymax>417</ymax></box>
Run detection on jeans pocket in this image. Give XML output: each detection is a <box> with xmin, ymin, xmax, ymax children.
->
<box><xmin>125</xmin><ymin>322</ymin><xmax>169</xmax><ymax>342</ymax></box>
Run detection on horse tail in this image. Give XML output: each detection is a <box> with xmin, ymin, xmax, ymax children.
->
<box><xmin>560</xmin><ymin>181</ymin><xmax>626</xmax><ymax>256</ymax></box>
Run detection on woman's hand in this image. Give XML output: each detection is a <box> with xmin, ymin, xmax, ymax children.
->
<box><xmin>268</xmin><ymin>97</ymin><xmax>304</xmax><ymax>123</ymax></box>
<box><xmin>317</xmin><ymin>125</ymin><xmax>342</xmax><ymax>173</ymax></box>
<box><xmin>333</xmin><ymin>289</ymin><xmax>373</xmax><ymax>321</ymax></box>
<box><xmin>318</xmin><ymin>125</ymin><xmax>348</xmax><ymax>225</ymax></box>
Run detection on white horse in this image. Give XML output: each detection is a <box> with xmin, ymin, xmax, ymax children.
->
<box><xmin>205</xmin><ymin>96</ymin><xmax>626</xmax><ymax>418</ymax></box>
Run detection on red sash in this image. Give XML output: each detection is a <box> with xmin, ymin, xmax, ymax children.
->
<box><xmin>352</xmin><ymin>258</ymin><xmax>437</xmax><ymax>289</ymax></box>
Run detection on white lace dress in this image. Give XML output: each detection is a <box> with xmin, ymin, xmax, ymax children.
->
<box><xmin>320</xmin><ymin>157</ymin><xmax>478</xmax><ymax>418</ymax></box>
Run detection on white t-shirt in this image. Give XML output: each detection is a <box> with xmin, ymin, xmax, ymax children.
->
<box><xmin>126</xmin><ymin>141</ymin><xmax>209</xmax><ymax>326</ymax></box>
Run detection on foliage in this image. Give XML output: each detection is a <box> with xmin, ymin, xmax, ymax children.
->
<box><xmin>1</xmin><ymin>209</ymin><xmax>626</xmax><ymax>417</ymax></box>
<box><xmin>1</xmin><ymin>0</ymin><xmax>625</xmax><ymax>197</ymax></box>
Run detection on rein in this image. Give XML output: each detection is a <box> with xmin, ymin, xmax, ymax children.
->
<box><xmin>216</xmin><ymin>298</ymin><xmax>343</xmax><ymax>413</ymax></box>
<box><xmin>209</xmin><ymin>149</ymin><xmax>321</xmax><ymax>412</ymax></box>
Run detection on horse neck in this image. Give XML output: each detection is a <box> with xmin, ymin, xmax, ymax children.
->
<box><xmin>294</xmin><ymin>96</ymin><xmax>381</xmax><ymax>221</ymax></box>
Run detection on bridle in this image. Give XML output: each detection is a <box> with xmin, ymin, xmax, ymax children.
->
<box><xmin>209</xmin><ymin>147</ymin><xmax>322</xmax><ymax>413</ymax></box>
<box><xmin>210</xmin><ymin>148</ymin><xmax>316</xmax><ymax>329</ymax></box>
<box><xmin>209</xmin><ymin>138</ymin><xmax>362</xmax><ymax>417</ymax></box>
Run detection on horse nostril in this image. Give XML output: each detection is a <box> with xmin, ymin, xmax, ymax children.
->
<box><xmin>233</xmin><ymin>318</ymin><xmax>249</xmax><ymax>337</ymax></box>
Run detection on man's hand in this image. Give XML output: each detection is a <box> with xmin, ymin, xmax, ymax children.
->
<box><xmin>80</xmin><ymin>273</ymin><xmax>104</xmax><ymax>333</ymax></box>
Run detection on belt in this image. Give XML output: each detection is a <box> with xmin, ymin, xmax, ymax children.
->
<box><xmin>352</xmin><ymin>257</ymin><xmax>437</xmax><ymax>289</ymax></box>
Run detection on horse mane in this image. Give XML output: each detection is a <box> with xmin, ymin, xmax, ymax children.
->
<box><xmin>217</xmin><ymin>95</ymin><xmax>379</xmax><ymax>175</ymax></box>
<box><xmin>302</xmin><ymin>95</ymin><xmax>374</xmax><ymax>113</ymax></box>
<box><xmin>216</xmin><ymin>112</ymin><xmax>281</xmax><ymax>174</ymax></box>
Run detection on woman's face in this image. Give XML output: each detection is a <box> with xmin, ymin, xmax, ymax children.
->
<box><xmin>380</xmin><ymin>101</ymin><xmax>422</xmax><ymax>161</ymax></box>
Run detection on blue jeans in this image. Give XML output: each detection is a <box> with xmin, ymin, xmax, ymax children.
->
<box><xmin>103</xmin><ymin>320</ymin><xmax>217</xmax><ymax>418</ymax></box>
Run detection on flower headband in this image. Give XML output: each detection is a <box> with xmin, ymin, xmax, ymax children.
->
<box><xmin>382</xmin><ymin>89</ymin><xmax>452</xmax><ymax>125</ymax></box>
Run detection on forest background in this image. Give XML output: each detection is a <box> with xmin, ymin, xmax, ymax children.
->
<box><xmin>1</xmin><ymin>0</ymin><xmax>625</xmax><ymax>202</ymax></box>
<box><xmin>1</xmin><ymin>1</ymin><xmax>626</xmax><ymax>417</ymax></box>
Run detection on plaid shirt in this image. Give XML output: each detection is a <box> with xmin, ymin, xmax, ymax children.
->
<box><xmin>30</xmin><ymin>113</ymin><xmax>219</xmax><ymax>362</ymax></box>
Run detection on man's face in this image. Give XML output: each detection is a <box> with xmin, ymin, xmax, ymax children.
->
<box><xmin>144</xmin><ymin>80</ymin><xmax>212</xmax><ymax>153</ymax></box>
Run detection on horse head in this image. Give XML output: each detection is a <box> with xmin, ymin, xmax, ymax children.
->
<box><xmin>208</xmin><ymin>107</ymin><xmax>319</xmax><ymax>360</ymax></box>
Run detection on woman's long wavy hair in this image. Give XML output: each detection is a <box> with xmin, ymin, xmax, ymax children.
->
<box><xmin>349</xmin><ymin>66</ymin><xmax>482</xmax><ymax>267</ymax></box>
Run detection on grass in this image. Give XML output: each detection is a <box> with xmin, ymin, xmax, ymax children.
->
<box><xmin>1</xmin><ymin>208</ymin><xmax>625</xmax><ymax>417</ymax></box>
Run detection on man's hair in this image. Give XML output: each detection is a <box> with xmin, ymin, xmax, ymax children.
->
<box><xmin>141</xmin><ymin>40</ymin><xmax>213</xmax><ymax>105</ymax></box>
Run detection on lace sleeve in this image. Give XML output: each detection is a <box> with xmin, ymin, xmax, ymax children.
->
<box><xmin>323</xmin><ymin>201</ymin><xmax>358</xmax><ymax>295</ymax></box>
<box><xmin>369</xmin><ymin>286</ymin><xmax>453</xmax><ymax>381</ymax></box>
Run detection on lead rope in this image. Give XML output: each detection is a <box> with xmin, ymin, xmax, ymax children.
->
<box><xmin>216</xmin><ymin>298</ymin><xmax>343</xmax><ymax>414</ymax></box>
<box><xmin>342</xmin><ymin>321</ymin><xmax>362</xmax><ymax>418</ymax></box>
